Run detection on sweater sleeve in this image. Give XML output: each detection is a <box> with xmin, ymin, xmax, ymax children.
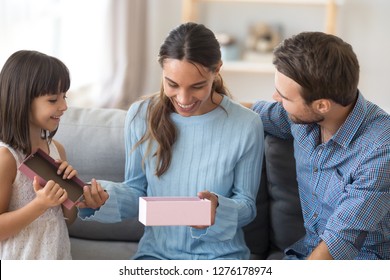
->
<box><xmin>79</xmin><ymin>102</ymin><xmax>147</xmax><ymax>222</ymax></box>
<box><xmin>191</xmin><ymin>116</ymin><xmax>264</xmax><ymax>241</ymax></box>
<box><xmin>252</xmin><ymin>100</ymin><xmax>293</xmax><ymax>139</ymax></box>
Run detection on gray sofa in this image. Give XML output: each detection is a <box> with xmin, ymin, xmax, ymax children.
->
<box><xmin>55</xmin><ymin>106</ymin><xmax>305</xmax><ymax>260</ymax></box>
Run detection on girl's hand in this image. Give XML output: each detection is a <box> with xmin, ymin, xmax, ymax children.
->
<box><xmin>77</xmin><ymin>179</ymin><xmax>109</xmax><ymax>209</ymax></box>
<box><xmin>192</xmin><ymin>190</ymin><xmax>219</xmax><ymax>229</ymax></box>
<box><xmin>55</xmin><ymin>159</ymin><xmax>78</xmax><ymax>179</ymax></box>
<box><xmin>33</xmin><ymin>176</ymin><xmax>68</xmax><ymax>209</ymax></box>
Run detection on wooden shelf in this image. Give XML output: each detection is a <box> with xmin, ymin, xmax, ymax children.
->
<box><xmin>186</xmin><ymin>0</ymin><xmax>332</xmax><ymax>4</ymax></box>
<box><xmin>183</xmin><ymin>0</ymin><xmax>339</xmax><ymax>34</ymax></box>
<box><xmin>183</xmin><ymin>0</ymin><xmax>340</xmax><ymax>74</ymax></box>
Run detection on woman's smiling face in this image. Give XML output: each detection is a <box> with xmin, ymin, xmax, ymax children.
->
<box><xmin>162</xmin><ymin>58</ymin><xmax>219</xmax><ymax>117</ymax></box>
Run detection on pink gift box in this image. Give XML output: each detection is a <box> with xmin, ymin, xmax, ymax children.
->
<box><xmin>18</xmin><ymin>148</ymin><xmax>85</xmax><ymax>209</ymax></box>
<box><xmin>139</xmin><ymin>197</ymin><xmax>211</xmax><ymax>226</ymax></box>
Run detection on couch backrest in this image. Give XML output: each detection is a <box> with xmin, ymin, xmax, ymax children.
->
<box><xmin>55</xmin><ymin>107</ymin><xmax>144</xmax><ymax>242</ymax></box>
<box><xmin>265</xmin><ymin>135</ymin><xmax>305</xmax><ymax>254</ymax></box>
<box><xmin>55</xmin><ymin>107</ymin><xmax>127</xmax><ymax>182</ymax></box>
<box><xmin>244</xmin><ymin>135</ymin><xmax>305</xmax><ymax>259</ymax></box>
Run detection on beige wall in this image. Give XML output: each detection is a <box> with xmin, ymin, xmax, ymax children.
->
<box><xmin>144</xmin><ymin>0</ymin><xmax>390</xmax><ymax>112</ymax></box>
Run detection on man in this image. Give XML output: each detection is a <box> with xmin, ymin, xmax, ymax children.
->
<box><xmin>249</xmin><ymin>32</ymin><xmax>390</xmax><ymax>259</ymax></box>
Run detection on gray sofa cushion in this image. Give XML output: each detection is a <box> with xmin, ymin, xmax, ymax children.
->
<box><xmin>265</xmin><ymin>135</ymin><xmax>305</xmax><ymax>254</ymax></box>
<box><xmin>56</xmin><ymin>107</ymin><xmax>127</xmax><ymax>183</ymax></box>
<box><xmin>68</xmin><ymin>219</ymin><xmax>144</xmax><ymax>242</ymax></box>
<box><xmin>55</xmin><ymin>107</ymin><xmax>144</xmax><ymax>243</ymax></box>
<box><xmin>70</xmin><ymin>238</ymin><xmax>138</xmax><ymax>260</ymax></box>
<box><xmin>244</xmin><ymin>135</ymin><xmax>304</xmax><ymax>259</ymax></box>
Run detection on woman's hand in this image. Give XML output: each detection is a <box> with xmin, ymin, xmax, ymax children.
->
<box><xmin>192</xmin><ymin>190</ymin><xmax>219</xmax><ymax>229</ymax></box>
<box><xmin>77</xmin><ymin>179</ymin><xmax>109</xmax><ymax>209</ymax></box>
<box><xmin>55</xmin><ymin>159</ymin><xmax>78</xmax><ymax>180</ymax></box>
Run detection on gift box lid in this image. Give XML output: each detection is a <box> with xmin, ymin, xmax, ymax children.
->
<box><xmin>18</xmin><ymin>148</ymin><xmax>85</xmax><ymax>209</ymax></box>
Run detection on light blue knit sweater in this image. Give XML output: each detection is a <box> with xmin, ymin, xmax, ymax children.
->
<box><xmin>80</xmin><ymin>96</ymin><xmax>264</xmax><ymax>259</ymax></box>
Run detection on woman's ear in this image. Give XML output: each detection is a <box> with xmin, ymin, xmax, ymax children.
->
<box><xmin>215</xmin><ymin>61</ymin><xmax>223</xmax><ymax>73</ymax></box>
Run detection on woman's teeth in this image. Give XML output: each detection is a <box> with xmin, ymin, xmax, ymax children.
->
<box><xmin>178</xmin><ymin>102</ymin><xmax>195</xmax><ymax>109</ymax></box>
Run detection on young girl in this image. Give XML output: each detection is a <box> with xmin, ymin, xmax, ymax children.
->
<box><xmin>80</xmin><ymin>23</ymin><xmax>264</xmax><ymax>259</ymax></box>
<box><xmin>0</xmin><ymin>50</ymin><xmax>78</xmax><ymax>259</ymax></box>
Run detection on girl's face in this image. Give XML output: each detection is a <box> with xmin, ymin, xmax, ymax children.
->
<box><xmin>162</xmin><ymin>59</ymin><xmax>220</xmax><ymax>117</ymax></box>
<box><xmin>30</xmin><ymin>93</ymin><xmax>68</xmax><ymax>132</ymax></box>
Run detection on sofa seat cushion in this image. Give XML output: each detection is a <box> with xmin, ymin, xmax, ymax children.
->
<box><xmin>70</xmin><ymin>238</ymin><xmax>138</xmax><ymax>260</ymax></box>
<box><xmin>68</xmin><ymin>218</ymin><xmax>144</xmax><ymax>242</ymax></box>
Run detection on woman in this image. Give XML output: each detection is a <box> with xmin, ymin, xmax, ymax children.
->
<box><xmin>80</xmin><ymin>22</ymin><xmax>264</xmax><ymax>260</ymax></box>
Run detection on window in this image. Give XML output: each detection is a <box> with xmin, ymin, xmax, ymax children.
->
<box><xmin>0</xmin><ymin>0</ymin><xmax>109</xmax><ymax>99</ymax></box>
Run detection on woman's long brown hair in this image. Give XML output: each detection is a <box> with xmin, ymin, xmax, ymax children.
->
<box><xmin>134</xmin><ymin>22</ymin><xmax>230</xmax><ymax>177</ymax></box>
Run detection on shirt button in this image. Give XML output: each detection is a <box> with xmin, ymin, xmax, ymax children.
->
<box><xmin>313</xmin><ymin>167</ymin><xmax>318</xmax><ymax>173</ymax></box>
<box><xmin>313</xmin><ymin>213</ymin><xmax>318</xmax><ymax>218</ymax></box>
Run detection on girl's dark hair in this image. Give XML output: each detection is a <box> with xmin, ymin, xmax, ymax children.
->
<box><xmin>273</xmin><ymin>32</ymin><xmax>359</xmax><ymax>106</ymax></box>
<box><xmin>137</xmin><ymin>22</ymin><xmax>229</xmax><ymax>177</ymax></box>
<box><xmin>0</xmin><ymin>50</ymin><xmax>70</xmax><ymax>155</ymax></box>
